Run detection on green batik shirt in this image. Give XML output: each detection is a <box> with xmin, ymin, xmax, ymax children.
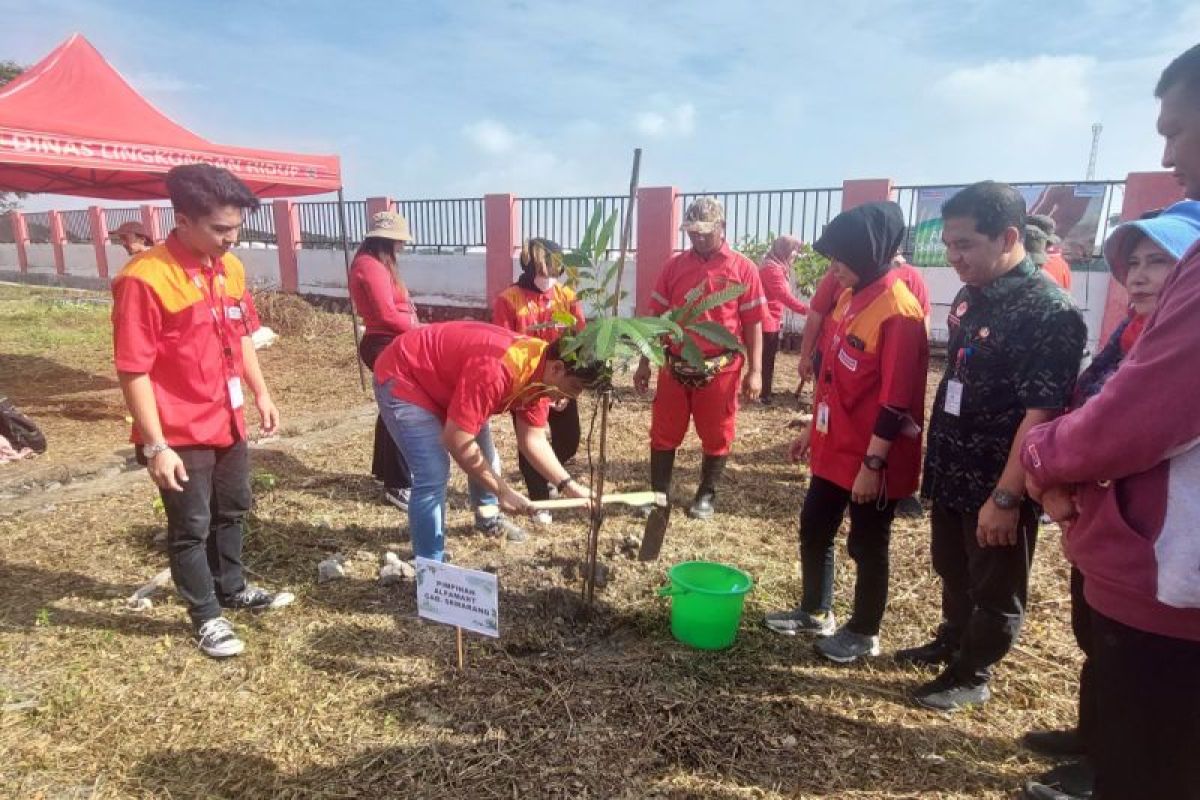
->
<box><xmin>922</xmin><ymin>258</ymin><xmax>1086</xmax><ymax>514</ymax></box>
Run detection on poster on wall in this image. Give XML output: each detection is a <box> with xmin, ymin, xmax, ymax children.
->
<box><xmin>909</xmin><ymin>184</ymin><xmax>1108</xmax><ymax>268</ymax></box>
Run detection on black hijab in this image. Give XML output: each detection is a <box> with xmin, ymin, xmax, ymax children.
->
<box><xmin>813</xmin><ymin>201</ymin><xmax>906</xmax><ymax>290</ymax></box>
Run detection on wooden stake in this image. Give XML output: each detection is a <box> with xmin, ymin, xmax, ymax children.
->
<box><xmin>456</xmin><ymin>626</ymin><xmax>465</xmax><ymax>671</ymax></box>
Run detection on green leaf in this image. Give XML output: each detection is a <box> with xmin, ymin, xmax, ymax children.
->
<box><xmin>580</xmin><ymin>205</ymin><xmax>604</xmax><ymax>254</ymax></box>
<box><xmin>592</xmin><ymin>317</ymin><xmax>618</xmax><ymax>361</ymax></box>
<box><xmin>595</xmin><ymin>211</ymin><xmax>619</xmax><ymax>258</ymax></box>
<box><xmin>687</xmin><ymin>320</ymin><xmax>745</xmax><ymax>353</ymax></box>
<box><xmin>680</xmin><ymin>336</ymin><xmax>706</xmax><ymax>369</ymax></box>
<box><xmin>614</xmin><ymin>319</ymin><xmax>664</xmax><ymax>366</ymax></box>
<box><xmin>682</xmin><ymin>281</ymin><xmax>748</xmax><ymax>322</ymax></box>
<box><xmin>551</xmin><ymin>310</ymin><xmax>577</xmax><ymax>328</ymax></box>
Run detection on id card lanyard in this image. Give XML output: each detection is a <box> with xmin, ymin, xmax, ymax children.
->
<box><xmin>192</xmin><ymin>265</ymin><xmax>244</xmax><ymax>410</ymax></box>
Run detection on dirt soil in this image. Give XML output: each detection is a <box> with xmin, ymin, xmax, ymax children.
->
<box><xmin>0</xmin><ymin>284</ymin><xmax>1082</xmax><ymax>799</ymax></box>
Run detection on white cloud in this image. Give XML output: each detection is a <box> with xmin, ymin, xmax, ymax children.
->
<box><xmin>462</xmin><ymin>119</ymin><xmax>518</xmax><ymax>155</ymax></box>
<box><xmin>633</xmin><ymin>102</ymin><xmax>696</xmax><ymax>139</ymax></box>
<box><xmin>933</xmin><ymin>56</ymin><xmax>1095</xmax><ymax>124</ymax></box>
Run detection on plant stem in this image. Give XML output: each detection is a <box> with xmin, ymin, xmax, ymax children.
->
<box><xmin>609</xmin><ymin>148</ymin><xmax>641</xmax><ymax>318</ymax></box>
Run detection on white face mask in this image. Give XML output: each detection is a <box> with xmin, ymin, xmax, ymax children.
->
<box><xmin>533</xmin><ymin>275</ymin><xmax>557</xmax><ymax>292</ymax></box>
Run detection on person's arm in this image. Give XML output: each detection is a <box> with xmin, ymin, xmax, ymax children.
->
<box><xmin>762</xmin><ymin>265</ymin><xmax>809</xmax><ymax>314</ymax></box>
<box><xmin>978</xmin><ymin>408</ymin><xmax>1055</xmax><ymax>546</ymax></box>
<box><xmin>796</xmin><ymin>309</ymin><xmax>825</xmax><ymax>383</ymax></box>
<box><xmin>513</xmin><ymin>417</ymin><xmax>589</xmax><ymax>498</ymax></box>
<box><xmin>118</xmin><ymin>371</ymin><xmax>188</xmax><ymax>491</ymax></box>
<box><xmin>635</xmin><ymin>262</ymin><xmax>674</xmax><ymax>393</ymax></box>
<box><xmin>1023</xmin><ymin>262</ymin><xmax>1200</xmax><ymax>487</ymax></box>
<box><xmin>240</xmin><ymin>337</ymin><xmax>279</xmax><ymax>436</ymax></box>
<box><xmin>741</xmin><ymin>320</ymin><xmax>763</xmax><ymax>399</ymax></box>
<box><xmin>442</xmin><ymin>420</ymin><xmax>531</xmax><ymax>514</ymax></box>
<box><xmin>492</xmin><ymin>292</ymin><xmax>518</xmax><ymax>331</ymax></box>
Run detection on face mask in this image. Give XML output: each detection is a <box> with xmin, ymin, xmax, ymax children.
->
<box><xmin>534</xmin><ymin>275</ymin><xmax>557</xmax><ymax>292</ymax></box>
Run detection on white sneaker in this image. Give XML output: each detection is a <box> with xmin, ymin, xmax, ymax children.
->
<box><xmin>533</xmin><ymin>510</ymin><xmax>553</xmax><ymax>526</ymax></box>
<box><xmin>195</xmin><ymin>617</ymin><xmax>244</xmax><ymax>658</ymax></box>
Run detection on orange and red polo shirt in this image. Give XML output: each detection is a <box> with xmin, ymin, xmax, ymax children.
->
<box><xmin>111</xmin><ymin>232</ymin><xmax>260</xmax><ymax>448</ymax></box>
<box><xmin>809</xmin><ymin>271</ymin><xmax>928</xmax><ymax>498</ymax></box>
<box><xmin>647</xmin><ymin>242</ymin><xmax>769</xmax><ymax>360</ymax></box>
<box><xmin>492</xmin><ymin>282</ymin><xmax>585</xmax><ymax>344</ymax></box>
<box><xmin>374</xmin><ymin>321</ymin><xmax>552</xmax><ymax>435</ymax></box>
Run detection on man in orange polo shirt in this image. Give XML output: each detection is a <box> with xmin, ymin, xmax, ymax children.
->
<box><xmin>633</xmin><ymin>197</ymin><xmax>768</xmax><ymax>521</ymax></box>
<box><xmin>373</xmin><ymin>321</ymin><xmax>602</xmax><ymax>562</ymax></box>
<box><xmin>112</xmin><ymin>164</ymin><xmax>285</xmax><ymax>660</ymax></box>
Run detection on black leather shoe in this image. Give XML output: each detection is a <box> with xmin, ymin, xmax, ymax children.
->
<box><xmin>1023</xmin><ymin>759</ymin><xmax>1094</xmax><ymax>799</ymax></box>
<box><xmin>1023</xmin><ymin>728</ymin><xmax>1086</xmax><ymax>758</ymax></box>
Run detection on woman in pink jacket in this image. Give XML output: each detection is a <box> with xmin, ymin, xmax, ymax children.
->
<box><xmin>758</xmin><ymin>235</ymin><xmax>808</xmax><ymax>404</ymax></box>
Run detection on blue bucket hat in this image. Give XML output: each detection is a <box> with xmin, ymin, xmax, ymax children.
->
<box><xmin>1104</xmin><ymin>200</ymin><xmax>1200</xmax><ymax>286</ymax></box>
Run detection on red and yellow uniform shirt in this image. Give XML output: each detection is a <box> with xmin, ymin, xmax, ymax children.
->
<box><xmin>647</xmin><ymin>242</ymin><xmax>769</xmax><ymax>362</ymax></box>
<box><xmin>374</xmin><ymin>321</ymin><xmax>552</xmax><ymax>435</ymax></box>
<box><xmin>809</xmin><ymin>271</ymin><xmax>928</xmax><ymax>498</ymax></box>
<box><xmin>111</xmin><ymin>233</ymin><xmax>260</xmax><ymax>448</ymax></box>
<box><xmin>492</xmin><ymin>283</ymin><xmax>585</xmax><ymax>344</ymax></box>
<box><xmin>812</xmin><ymin>265</ymin><xmax>930</xmax><ymax>355</ymax></box>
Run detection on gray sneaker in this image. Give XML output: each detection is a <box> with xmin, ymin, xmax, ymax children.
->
<box><xmin>477</xmin><ymin>515</ymin><xmax>528</xmax><ymax>543</ymax></box>
<box><xmin>815</xmin><ymin>626</ymin><xmax>881</xmax><ymax>663</ymax></box>
<box><xmin>914</xmin><ymin>671</ymin><xmax>992</xmax><ymax>712</ymax></box>
<box><xmin>763</xmin><ymin>607</ymin><xmax>837</xmax><ymax>637</ymax></box>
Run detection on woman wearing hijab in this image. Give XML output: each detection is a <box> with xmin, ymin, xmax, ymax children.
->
<box><xmin>1019</xmin><ymin>200</ymin><xmax>1200</xmax><ymax>800</ymax></box>
<box><xmin>348</xmin><ymin>211</ymin><xmax>418</xmax><ymax>510</ymax></box>
<box><xmin>493</xmin><ymin>238</ymin><xmax>586</xmax><ymax>525</ymax></box>
<box><xmin>758</xmin><ymin>235</ymin><xmax>809</xmax><ymax>404</ymax></box>
<box><xmin>764</xmin><ymin>201</ymin><xmax>929</xmax><ymax>663</ymax></box>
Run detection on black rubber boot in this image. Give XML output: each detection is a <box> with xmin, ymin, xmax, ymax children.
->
<box><xmin>638</xmin><ymin>450</ymin><xmax>676</xmax><ymax>561</ymax></box>
<box><xmin>650</xmin><ymin>448</ymin><xmax>676</xmax><ymax>496</ymax></box>
<box><xmin>687</xmin><ymin>455</ymin><xmax>727</xmax><ymax>520</ymax></box>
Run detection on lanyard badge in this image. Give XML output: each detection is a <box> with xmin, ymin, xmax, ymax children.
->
<box><xmin>193</xmin><ymin>268</ymin><xmax>243</xmax><ymax>409</ymax></box>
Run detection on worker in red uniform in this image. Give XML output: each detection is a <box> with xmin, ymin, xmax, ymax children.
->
<box><xmin>112</xmin><ymin>164</ymin><xmax>287</xmax><ymax>660</ymax></box>
<box><xmin>493</xmin><ymin>237</ymin><xmax>586</xmax><ymax>525</ymax></box>
<box><xmin>758</xmin><ymin>234</ymin><xmax>809</xmax><ymax>404</ymax></box>
<box><xmin>110</xmin><ymin>220</ymin><xmax>155</xmax><ymax>256</ymax></box>
<box><xmin>765</xmin><ymin>201</ymin><xmax>929</xmax><ymax>663</ymax></box>
<box><xmin>373</xmin><ymin>322</ymin><xmax>603</xmax><ymax>561</ymax></box>
<box><xmin>633</xmin><ymin>197</ymin><xmax>769</xmax><ymax>520</ymax></box>
<box><xmin>348</xmin><ymin>211</ymin><xmax>418</xmax><ymax>512</ymax></box>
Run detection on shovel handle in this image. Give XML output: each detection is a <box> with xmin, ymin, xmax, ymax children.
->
<box><xmin>477</xmin><ymin>491</ymin><xmax>664</xmax><ymax>519</ymax></box>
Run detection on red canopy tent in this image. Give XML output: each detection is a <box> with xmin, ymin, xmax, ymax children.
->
<box><xmin>0</xmin><ymin>34</ymin><xmax>341</xmax><ymax>199</ymax></box>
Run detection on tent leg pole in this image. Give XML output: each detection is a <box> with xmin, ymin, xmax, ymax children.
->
<box><xmin>337</xmin><ymin>187</ymin><xmax>367</xmax><ymax>392</ymax></box>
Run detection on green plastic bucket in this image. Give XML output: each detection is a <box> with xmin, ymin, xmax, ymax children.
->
<box><xmin>656</xmin><ymin>561</ymin><xmax>754</xmax><ymax>650</ymax></box>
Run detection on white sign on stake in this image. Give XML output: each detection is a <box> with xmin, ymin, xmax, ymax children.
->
<box><xmin>414</xmin><ymin>557</ymin><xmax>500</xmax><ymax>638</ymax></box>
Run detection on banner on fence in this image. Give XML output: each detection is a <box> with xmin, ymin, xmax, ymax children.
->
<box><xmin>415</xmin><ymin>557</ymin><xmax>499</xmax><ymax>638</ymax></box>
<box><xmin>909</xmin><ymin>184</ymin><xmax>1108</xmax><ymax>267</ymax></box>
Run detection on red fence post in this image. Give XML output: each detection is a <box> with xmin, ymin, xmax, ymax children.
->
<box><xmin>1098</xmin><ymin>171</ymin><xmax>1185</xmax><ymax>342</ymax></box>
<box><xmin>140</xmin><ymin>204</ymin><xmax>162</xmax><ymax>242</ymax></box>
<box><xmin>365</xmin><ymin>196</ymin><xmax>393</xmax><ymax>220</ymax></box>
<box><xmin>89</xmin><ymin>206</ymin><xmax>110</xmax><ymax>279</ymax></box>
<box><xmin>841</xmin><ymin>178</ymin><xmax>894</xmax><ymax>211</ymax></box>
<box><xmin>11</xmin><ymin>211</ymin><xmax>29</xmax><ymax>273</ymax></box>
<box><xmin>49</xmin><ymin>210</ymin><xmax>67</xmax><ymax>275</ymax></box>
<box><xmin>484</xmin><ymin>193</ymin><xmax>518</xmax><ymax>305</ymax></box>
<box><xmin>272</xmin><ymin>200</ymin><xmax>301</xmax><ymax>293</ymax></box>
<box><xmin>635</xmin><ymin>186</ymin><xmax>679</xmax><ymax>314</ymax></box>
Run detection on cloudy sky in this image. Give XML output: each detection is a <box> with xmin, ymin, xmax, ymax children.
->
<box><xmin>2</xmin><ymin>0</ymin><xmax>1197</xmax><ymax>208</ymax></box>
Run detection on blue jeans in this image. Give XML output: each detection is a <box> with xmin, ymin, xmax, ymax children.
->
<box><xmin>374</xmin><ymin>379</ymin><xmax>500</xmax><ymax>561</ymax></box>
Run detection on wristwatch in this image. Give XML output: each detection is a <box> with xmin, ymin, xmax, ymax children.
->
<box><xmin>862</xmin><ymin>455</ymin><xmax>887</xmax><ymax>472</ymax></box>
<box><xmin>144</xmin><ymin>442</ymin><xmax>171</xmax><ymax>460</ymax></box>
<box><xmin>555</xmin><ymin>476</ymin><xmax>574</xmax><ymax>493</ymax></box>
<box><xmin>991</xmin><ymin>488</ymin><xmax>1021</xmax><ymax>510</ymax></box>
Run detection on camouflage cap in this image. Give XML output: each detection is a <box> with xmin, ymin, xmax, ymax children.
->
<box><xmin>680</xmin><ymin>197</ymin><xmax>725</xmax><ymax>234</ymax></box>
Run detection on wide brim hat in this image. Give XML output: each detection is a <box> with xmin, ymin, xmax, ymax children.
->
<box><xmin>365</xmin><ymin>211</ymin><xmax>414</xmax><ymax>242</ymax></box>
<box><xmin>1103</xmin><ymin>199</ymin><xmax>1200</xmax><ymax>286</ymax></box>
<box><xmin>110</xmin><ymin>220</ymin><xmax>150</xmax><ymax>240</ymax></box>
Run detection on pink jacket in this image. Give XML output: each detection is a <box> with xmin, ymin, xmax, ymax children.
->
<box><xmin>759</xmin><ymin>259</ymin><xmax>808</xmax><ymax>333</ymax></box>
<box><xmin>1021</xmin><ymin>240</ymin><xmax>1200</xmax><ymax>641</ymax></box>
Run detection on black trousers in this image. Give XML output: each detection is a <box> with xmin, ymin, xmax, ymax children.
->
<box><xmin>762</xmin><ymin>331</ymin><xmax>781</xmax><ymax>399</ymax></box>
<box><xmin>360</xmin><ymin>333</ymin><xmax>411</xmax><ymax>491</ymax></box>
<box><xmin>1069</xmin><ymin>567</ymin><xmax>1097</xmax><ymax>752</ymax></box>
<box><xmin>517</xmin><ymin>399</ymin><xmax>580</xmax><ymax>500</ymax></box>
<box><xmin>929</xmin><ymin>501</ymin><xmax>1039</xmax><ymax>684</ymax></box>
<box><xmin>799</xmin><ymin>475</ymin><xmax>897</xmax><ymax>636</ymax></box>
<box><xmin>160</xmin><ymin>440</ymin><xmax>252</xmax><ymax>627</ymax></box>
<box><xmin>1090</xmin><ymin>607</ymin><xmax>1200</xmax><ymax>800</ymax></box>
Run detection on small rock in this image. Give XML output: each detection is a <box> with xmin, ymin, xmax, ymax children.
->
<box><xmin>45</xmin><ymin>481</ymin><xmax>62</xmax><ymax>491</ymax></box>
<box><xmin>621</xmin><ymin>533</ymin><xmax>641</xmax><ymax>551</ymax></box>
<box><xmin>353</xmin><ymin>549</ymin><xmax>375</xmax><ymax>563</ymax></box>
<box><xmin>780</xmin><ymin>735</ymin><xmax>798</xmax><ymax>749</ymax></box>
<box><xmin>317</xmin><ymin>555</ymin><xmax>347</xmax><ymax>583</ymax></box>
<box><xmin>921</xmin><ymin>754</ymin><xmax>946</xmax><ymax>765</ymax></box>
<box><xmin>379</xmin><ymin>557</ymin><xmax>416</xmax><ymax>586</ymax></box>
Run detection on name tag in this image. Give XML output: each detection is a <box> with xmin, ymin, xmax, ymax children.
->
<box><xmin>227</xmin><ymin>304</ymin><xmax>243</xmax><ymax>320</ymax></box>
<box><xmin>837</xmin><ymin>347</ymin><xmax>858</xmax><ymax>372</ymax></box>
<box><xmin>816</xmin><ymin>402</ymin><xmax>830</xmax><ymax>434</ymax></box>
<box><xmin>228</xmin><ymin>376</ymin><xmax>244</xmax><ymax>409</ymax></box>
<box><xmin>945</xmin><ymin>379</ymin><xmax>963</xmax><ymax>416</ymax></box>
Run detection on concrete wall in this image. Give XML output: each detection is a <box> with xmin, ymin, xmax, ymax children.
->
<box><xmin>0</xmin><ymin>244</ymin><xmax>16</xmax><ymax>270</ymax></box>
<box><xmin>234</xmin><ymin>246</ymin><xmax>282</xmax><ymax>289</ymax></box>
<box><xmin>26</xmin><ymin>243</ymin><xmax>56</xmax><ymax>272</ymax></box>
<box><xmin>63</xmin><ymin>243</ymin><xmax>98</xmax><ymax>277</ymax></box>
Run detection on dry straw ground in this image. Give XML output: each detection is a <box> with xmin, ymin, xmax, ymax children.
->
<box><xmin>0</xmin><ymin>284</ymin><xmax>1081</xmax><ymax>799</ymax></box>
